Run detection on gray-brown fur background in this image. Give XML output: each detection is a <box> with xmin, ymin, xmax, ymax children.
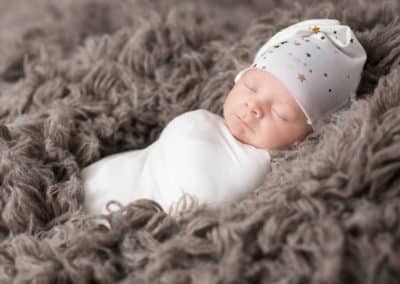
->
<box><xmin>0</xmin><ymin>0</ymin><xmax>399</xmax><ymax>283</ymax></box>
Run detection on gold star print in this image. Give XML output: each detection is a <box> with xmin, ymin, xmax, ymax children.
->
<box><xmin>312</xmin><ymin>25</ymin><xmax>320</xmax><ymax>33</ymax></box>
<box><xmin>297</xmin><ymin>73</ymin><xmax>306</xmax><ymax>82</ymax></box>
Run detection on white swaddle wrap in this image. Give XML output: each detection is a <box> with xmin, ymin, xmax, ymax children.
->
<box><xmin>82</xmin><ymin>109</ymin><xmax>271</xmax><ymax>215</ymax></box>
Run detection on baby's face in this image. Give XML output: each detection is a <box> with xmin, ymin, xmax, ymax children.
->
<box><xmin>223</xmin><ymin>69</ymin><xmax>312</xmax><ymax>150</ymax></box>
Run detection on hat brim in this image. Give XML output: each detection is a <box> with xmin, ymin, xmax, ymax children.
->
<box><xmin>234</xmin><ymin>67</ymin><xmax>253</xmax><ymax>83</ymax></box>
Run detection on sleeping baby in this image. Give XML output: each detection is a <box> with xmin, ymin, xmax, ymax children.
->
<box><xmin>81</xmin><ymin>19</ymin><xmax>367</xmax><ymax>216</ymax></box>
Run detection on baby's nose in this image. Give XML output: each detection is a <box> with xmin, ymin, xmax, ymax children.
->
<box><xmin>246</xmin><ymin>99</ymin><xmax>264</xmax><ymax>118</ymax></box>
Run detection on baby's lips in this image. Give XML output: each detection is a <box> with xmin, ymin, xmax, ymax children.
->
<box><xmin>236</xmin><ymin>114</ymin><xmax>253</xmax><ymax>132</ymax></box>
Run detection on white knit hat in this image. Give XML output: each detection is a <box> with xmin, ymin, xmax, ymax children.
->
<box><xmin>234</xmin><ymin>19</ymin><xmax>367</xmax><ymax>131</ymax></box>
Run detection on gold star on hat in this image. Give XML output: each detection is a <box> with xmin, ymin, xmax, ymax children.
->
<box><xmin>312</xmin><ymin>25</ymin><xmax>320</xmax><ymax>33</ymax></box>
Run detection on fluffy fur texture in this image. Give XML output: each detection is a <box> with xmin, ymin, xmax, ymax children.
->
<box><xmin>0</xmin><ymin>0</ymin><xmax>399</xmax><ymax>283</ymax></box>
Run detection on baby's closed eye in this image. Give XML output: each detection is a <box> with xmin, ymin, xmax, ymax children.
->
<box><xmin>271</xmin><ymin>106</ymin><xmax>289</xmax><ymax>121</ymax></box>
<box><xmin>243</xmin><ymin>81</ymin><xmax>257</xmax><ymax>93</ymax></box>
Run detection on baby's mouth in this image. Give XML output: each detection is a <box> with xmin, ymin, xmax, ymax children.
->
<box><xmin>235</xmin><ymin>114</ymin><xmax>253</xmax><ymax>132</ymax></box>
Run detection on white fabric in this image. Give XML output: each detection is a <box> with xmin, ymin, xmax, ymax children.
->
<box><xmin>234</xmin><ymin>18</ymin><xmax>367</xmax><ymax>131</ymax></box>
<box><xmin>81</xmin><ymin>109</ymin><xmax>271</xmax><ymax>215</ymax></box>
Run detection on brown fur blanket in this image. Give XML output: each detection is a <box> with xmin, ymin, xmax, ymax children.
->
<box><xmin>0</xmin><ymin>0</ymin><xmax>399</xmax><ymax>283</ymax></box>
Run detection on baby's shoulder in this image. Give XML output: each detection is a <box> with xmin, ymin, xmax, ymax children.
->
<box><xmin>156</xmin><ymin>109</ymin><xmax>225</xmax><ymax>155</ymax></box>
<box><xmin>162</xmin><ymin>109</ymin><xmax>222</xmax><ymax>135</ymax></box>
<box><xmin>172</xmin><ymin>109</ymin><xmax>220</xmax><ymax>123</ymax></box>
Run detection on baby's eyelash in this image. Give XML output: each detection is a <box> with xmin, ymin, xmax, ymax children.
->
<box><xmin>272</xmin><ymin>107</ymin><xmax>288</xmax><ymax>121</ymax></box>
<box><xmin>244</xmin><ymin>83</ymin><xmax>256</xmax><ymax>92</ymax></box>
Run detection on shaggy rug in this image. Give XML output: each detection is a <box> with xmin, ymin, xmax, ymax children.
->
<box><xmin>0</xmin><ymin>0</ymin><xmax>399</xmax><ymax>283</ymax></box>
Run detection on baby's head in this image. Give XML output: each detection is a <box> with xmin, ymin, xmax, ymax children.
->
<box><xmin>224</xmin><ymin>19</ymin><xmax>367</xmax><ymax>150</ymax></box>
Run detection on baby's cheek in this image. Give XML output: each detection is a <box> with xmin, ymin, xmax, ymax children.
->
<box><xmin>256</xmin><ymin>124</ymin><xmax>278</xmax><ymax>147</ymax></box>
<box><xmin>230</xmin><ymin>120</ymin><xmax>248</xmax><ymax>143</ymax></box>
<box><xmin>223</xmin><ymin>96</ymin><xmax>234</xmax><ymax>112</ymax></box>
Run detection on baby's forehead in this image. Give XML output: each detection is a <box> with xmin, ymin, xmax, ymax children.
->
<box><xmin>242</xmin><ymin>68</ymin><xmax>264</xmax><ymax>79</ymax></box>
<box><xmin>242</xmin><ymin>69</ymin><xmax>286</xmax><ymax>90</ymax></box>
<box><xmin>242</xmin><ymin>69</ymin><xmax>275</xmax><ymax>84</ymax></box>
